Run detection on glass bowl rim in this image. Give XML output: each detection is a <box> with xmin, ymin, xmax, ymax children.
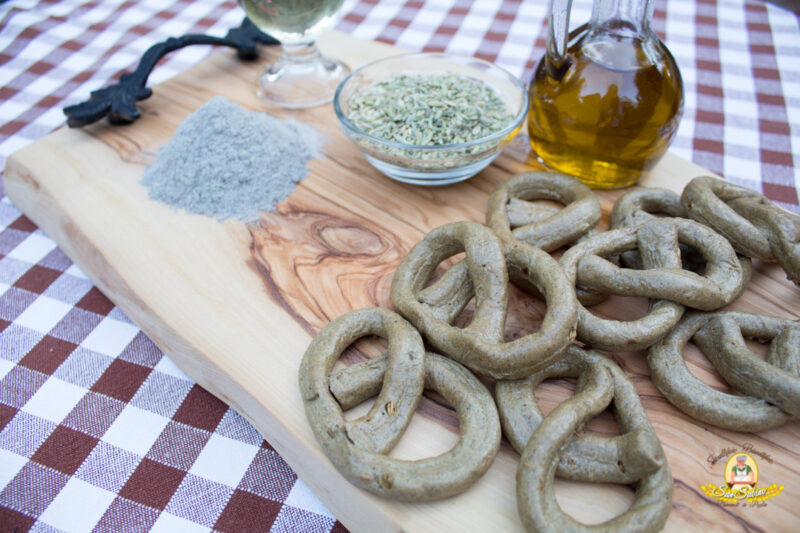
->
<box><xmin>333</xmin><ymin>52</ymin><xmax>529</xmax><ymax>153</ymax></box>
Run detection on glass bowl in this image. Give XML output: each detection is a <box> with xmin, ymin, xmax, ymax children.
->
<box><xmin>333</xmin><ymin>53</ymin><xmax>528</xmax><ymax>186</ymax></box>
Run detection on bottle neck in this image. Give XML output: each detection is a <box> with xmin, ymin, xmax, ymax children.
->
<box><xmin>589</xmin><ymin>0</ymin><xmax>655</xmax><ymax>35</ymax></box>
<box><xmin>545</xmin><ymin>0</ymin><xmax>657</xmax><ymax>78</ymax></box>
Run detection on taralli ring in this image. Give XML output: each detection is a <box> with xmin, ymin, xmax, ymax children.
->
<box><xmin>609</xmin><ymin>187</ymin><xmax>698</xmax><ymax>271</ymax></box>
<box><xmin>486</xmin><ymin>170</ymin><xmax>606</xmax><ymax>306</ymax></box>
<box><xmin>326</xmin><ymin>351</ymin><xmax>502</xmax><ymax>501</ymax></box>
<box><xmin>694</xmin><ymin>312</ymin><xmax>800</xmax><ymax>416</ymax></box>
<box><xmin>497</xmin><ymin>345</ymin><xmax>665</xmax><ymax>484</ymax></box>
<box><xmin>391</xmin><ymin>221</ymin><xmax>578</xmax><ymax>379</ymax></box>
<box><xmin>610</xmin><ymin>187</ymin><xmax>687</xmax><ymax>230</ymax></box>
<box><xmin>681</xmin><ymin>175</ymin><xmax>800</xmax><ymax>285</ymax></box>
<box><xmin>610</xmin><ymin>187</ymin><xmax>752</xmax><ymax>276</ymax></box>
<box><xmin>418</xmin><ymin>171</ymin><xmax>602</xmax><ymax>317</ymax></box>
<box><xmin>514</xmin><ymin>348</ymin><xmax>672</xmax><ymax>532</ymax></box>
<box><xmin>486</xmin><ymin>170</ymin><xmax>602</xmax><ymax>251</ymax></box>
<box><xmin>559</xmin><ymin>216</ymin><xmax>748</xmax><ymax>351</ymax></box>
<box><xmin>299</xmin><ymin>308</ymin><xmax>426</xmax><ymax>455</ymax></box>
<box><xmin>559</xmin><ymin>220</ymin><xmax>684</xmax><ymax>351</ymax></box>
<box><xmin>647</xmin><ymin>311</ymin><xmax>799</xmax><ymax>432</ymax></box>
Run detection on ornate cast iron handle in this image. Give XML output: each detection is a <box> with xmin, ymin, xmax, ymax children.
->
<box><xmin>63</xmin><ymin>18</ymin><xmax>278</xmax><ymax>128</ymax></box>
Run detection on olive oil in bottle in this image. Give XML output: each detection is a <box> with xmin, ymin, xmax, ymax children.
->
<box><xmin>529</xmin><ymin>1</ymin><xmax>684</xmax><ymax>189</ymax></box>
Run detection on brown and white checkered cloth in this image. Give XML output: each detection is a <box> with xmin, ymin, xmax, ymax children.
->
<box><xmin>1</xmin><ymin>0</ymin><xmax>798</xmax><ymax>532</ymax></box>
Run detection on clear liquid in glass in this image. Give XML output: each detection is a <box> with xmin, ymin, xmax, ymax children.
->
<box><xmin>240</xmin><ymin>0</ymin><xmax>343</xmax><ymax>45</ymax></box>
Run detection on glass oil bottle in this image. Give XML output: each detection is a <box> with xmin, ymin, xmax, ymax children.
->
<box><xmin>528</xmin><ymin>0</ymin><xmax>684</xmax><ymax>188</ymax></box>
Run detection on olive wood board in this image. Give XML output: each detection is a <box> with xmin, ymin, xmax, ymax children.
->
<box><xmin>4</xmin><ymin>29</ymin><xmax>799</xmax><ymax>533</ymax></box>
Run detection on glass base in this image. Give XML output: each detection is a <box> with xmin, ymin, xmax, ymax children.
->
<box><xmin>256</xmin><ymin>44</ymin><xmax>349</xmax><ymax>109</ymax></box>
<box><xmin>363</xmin><ymin>154</ymin><xmax>498</xmax><ymax>186</ymax></box>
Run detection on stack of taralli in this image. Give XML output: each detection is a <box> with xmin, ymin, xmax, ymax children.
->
<box><xmin>299</xmin><ymin>171</ymin><xmax>800</xmax><ymax>532</ymax></box>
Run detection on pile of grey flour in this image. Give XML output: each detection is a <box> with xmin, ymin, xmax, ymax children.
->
<box><xmin>142</xmin><ymin>96</ymin><xmax>320</xmax><ymax>221</ymax></box>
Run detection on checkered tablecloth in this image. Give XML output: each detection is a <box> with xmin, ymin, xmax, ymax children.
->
<box><xmin>1</xmin><ymin>0</ymin><xmax>798</xmax><ymax>532</ymax></box>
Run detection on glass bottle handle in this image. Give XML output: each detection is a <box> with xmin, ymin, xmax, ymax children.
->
<box><xmin>546</xmin><ymin>0</ymin><xmax>574</xmax><ymax>79</ymax></box>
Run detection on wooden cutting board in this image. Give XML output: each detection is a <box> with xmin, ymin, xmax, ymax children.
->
<box><xmin>5</xmin><ymin>30</ymin><xmax>799</xmax><ymax>532</ymax></box>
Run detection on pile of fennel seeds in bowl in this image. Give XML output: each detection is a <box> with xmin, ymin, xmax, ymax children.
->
<box><xmin>347</xmin><ymin>73</ymin><xmax>513</xmax><ymax>159</ymax></box>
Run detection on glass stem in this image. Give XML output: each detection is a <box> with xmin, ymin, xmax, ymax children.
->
<box><xmin>280</xmin><ymin>42</ymin><xmax>321</xmax><ymax>64</ymax></box>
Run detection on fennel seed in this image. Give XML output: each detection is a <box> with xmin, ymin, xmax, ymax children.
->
<box><xmin>348</xmin><ymin>73</ymin><xmax>512</xmax><ymax>147</ymax></box>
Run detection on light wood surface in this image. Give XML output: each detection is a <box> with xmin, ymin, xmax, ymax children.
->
<box><xmin>5</xmin><ymin>30</ymin><xmax>799</xmax><ymax>532</ymax></box>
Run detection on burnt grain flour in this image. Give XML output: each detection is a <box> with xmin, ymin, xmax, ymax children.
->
<box><xmin>142</xmin><ymin>96</ymin><xmax>320</xmax><ymax>221</ymax></box>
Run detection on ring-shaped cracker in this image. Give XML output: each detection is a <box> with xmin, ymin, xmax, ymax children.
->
<box><xmin>647</xmin><ymin>311</ymin><xmax>795</xmax><ymax>432</ymax></box>
<box><xmin>392</xmin><ymin>221</ymin><xmax>578</xmax><ymax>379</ymax></box>
<box><xmin>561</xmin><ymin>216</ymin><xmax>748</xmax><ymax>351</ymax></box>
<box><xmin>393</xmin><ymin>221</ymin><xmax>508</xmax><ymax>345</ymax></box>
<box><xmin>486</xmin><ymin>171</ymin><xmax>602</xmax><ymax>251</ymax></box>
<box><xmin>515</xmin><ymin>349</ymin><xmax>672</xmax><ymax>533</ymax></box>
<box><xmin>571</xmin><ymin>217</ymin><xmax>747</xmax><ymax>310</ymax></box>
<box><xmin>681</xmin><ymin>175</ymin><xmax>773</xmax><ymax>259</ymax></box>
<box><xmin>682</xmin><ymin>176</ymin><xmax>800</xmax><ymax>285</ymax></box>
<box><xmin>497</xmin><ymin>345</ymin><xmax>664</xmax><ymax>484</ymax></box>
<box><xmin>299</xmin><ymin>308</ymin><xmax>425</xmax><ymax>455</ymax></box>
<box><xmin>559</xmin><ymin>220</ymin><xmax>685</xmax><ymax>351</ymax></box>
<box><xmin>692</xmin><ymin>312</ymin><xmax>800</xmax><ymax>417</ymax></box>
<box><xmin>610</xmin><ymin>187</ymin><xmax>695</xmax><ymax>271</ymax></box>
<box><xmin>432</xmin><ymin>172</ymin><xmax>604</xmax><ymax>309</ymax></box>
<box><xmin>485</xmin><ymin>171</ymin><xmax>607</xmax><ymax>306</ymax></box>
<box><xmin>610</xmin><ymin>187</ymin><xmax>753</xmax><ymax>278</ymax></box>
<box><xmin>727</xmin><ymin>196</ymin><xmax>800</xmax><ymax>286</ymax></box>
<box><xmin>324</xmin><ymin>351</ymin><xmax>502</xmax><ymax>501</ymax></box>
<box><xmin>610</xmin><ymin>187</ymin><xmax>687</xmax><ymax>230</ymax></box>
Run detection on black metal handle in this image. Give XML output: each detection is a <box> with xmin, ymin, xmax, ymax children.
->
<box><xmin>63</xmin><ymin>17</ymin><xmax>278</xmax><ymax>128</ymax></box>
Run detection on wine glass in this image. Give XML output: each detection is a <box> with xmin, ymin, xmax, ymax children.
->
<box><xmin>239</xmin><ymin>0</ymin><xmax>350</xmax><ymax>108</ymax></box>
